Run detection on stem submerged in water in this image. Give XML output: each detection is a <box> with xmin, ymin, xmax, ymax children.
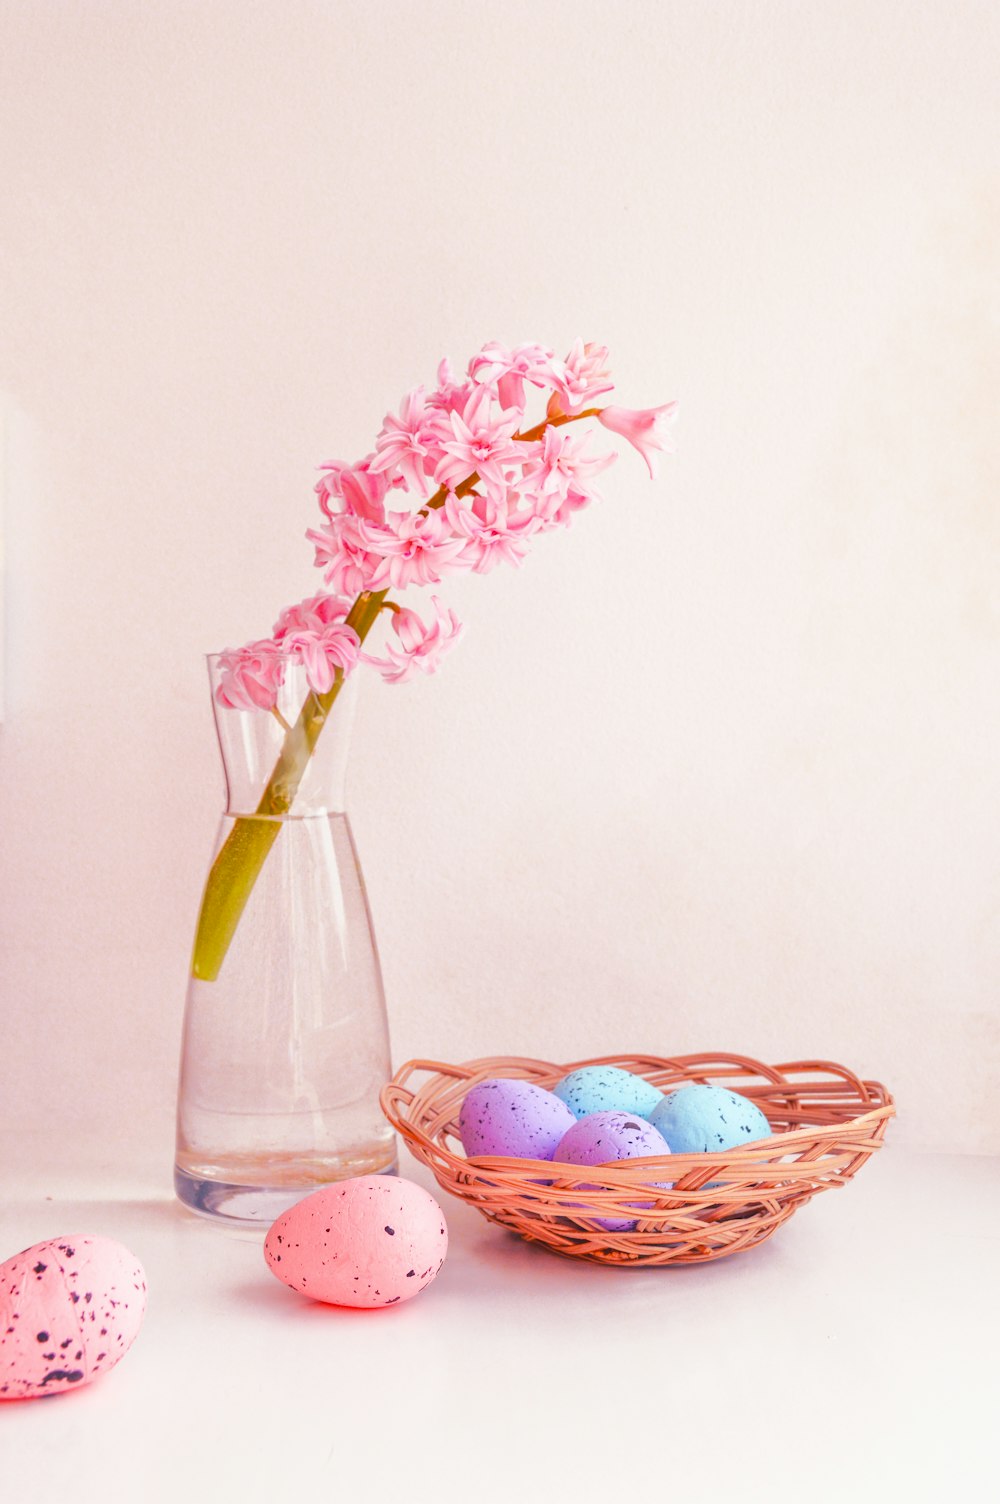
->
<box><xmin>190</xmin><ymin>590</ymin><xmax>387</xmax><ymax>981</ymax></box>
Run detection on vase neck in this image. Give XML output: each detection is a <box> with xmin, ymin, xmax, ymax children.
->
<box><xmin>207</xmin><ymin>657</ymin><xmax>358</xmax><ymax>817</ymax></box>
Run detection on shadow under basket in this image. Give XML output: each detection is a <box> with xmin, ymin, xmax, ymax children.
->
<box><xmin>380</xmin><ymin>1053</ymin><xmax>895</xmax><ymax>1267</ymax></box>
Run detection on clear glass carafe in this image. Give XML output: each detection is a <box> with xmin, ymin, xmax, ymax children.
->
<box><xmin>174</xmin><ymin>657</ymin><xmax>396</xmax><ymax>1226</ymax></box>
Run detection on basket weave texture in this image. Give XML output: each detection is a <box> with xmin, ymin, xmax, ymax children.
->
<box><xmin>380</xmin><ymin>1053</ymin><xmax>894</xmax><ymax>1266</ymax></box>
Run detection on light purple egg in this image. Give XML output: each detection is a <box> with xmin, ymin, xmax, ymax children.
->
<box><xmin>551</xmin><ymin>1110</ymin><xmax>673</xmax><ymax>1231</ymax></box>
<box><xmin>458</xmin><ymin>1079</ymin><xmax>576</xmax><ymax>1161</ymax></box>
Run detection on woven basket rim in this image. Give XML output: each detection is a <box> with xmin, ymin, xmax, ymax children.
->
<box><xmin>382</xmin><ymin>1051</ymin><xmax>895</xmax><ymax>1184</ymax></box>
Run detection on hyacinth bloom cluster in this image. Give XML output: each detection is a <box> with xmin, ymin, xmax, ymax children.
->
<box><xmin>216</xmin><ymin>596</ymin><xmax>360</xmax><ymax>708</ymax></box>
<box><xmin>216</xmin><ymin>339</ymin><xmax>677</xmax><ymax>708</ymax></box>
<box><xmin>195</xmin><ymin>341</ymin><xmax>675</xmax><ymax>983</ymax></box>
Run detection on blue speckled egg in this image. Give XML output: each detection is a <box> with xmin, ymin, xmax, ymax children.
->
<box><xmin>458</xmin><ymin>1079</ymin><xmax>576</xmax><ymax>1161</ymax></box>
<box><xmin>551</xmin><ymin>1110</ymin><xmax>672</xmax><ymax>1231</ymax></box>
<box><xmin>553</xmin><ymin>1065</ymin><xmax>665</xmax><ymax>1120</ymax></box>
<box><xmin>649</xmin><ymin>1084</ymin><xmax>772</xmax><ymax>1154</ymax></box>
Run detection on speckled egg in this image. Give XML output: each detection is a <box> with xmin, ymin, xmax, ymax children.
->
<box><xmin>553</xmin><ymin>1065</ymin><xmax>665</xmax><ymax>1120</ymax></box>
<box><xmin>551</xmin><ymin>1111</ymin><xmax>673</xmax><ymax>1231</ymax></box>
<box><xmin>0</xmin><ymin>1235</ymin><xmax>147</xmax><ymax>1400</ymax></box>
<box><xmin>264</xmin><ymin>1175</ymin><xmax>448</xmax><ymax>1309</ymax></box>
<box><xmin>650</xmin><ymin>1084</ymin><xmax>773</xmax><ymax>1153</ymax></box>
<box><xmin>458</xmin><ymin>1078</ymin><xmax>576</xmax><ymax>1161</ymax></box>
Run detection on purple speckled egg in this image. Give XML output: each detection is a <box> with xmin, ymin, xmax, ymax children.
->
<box><xmin>458</xmin><ymin>1079</ymin><xmax>576</xmax><ymax>1161</ymax></box>
<box><xmin>551</xmin><ymin>1110</ymin><xmax>673</xmax><ymax>1231</ymax></box>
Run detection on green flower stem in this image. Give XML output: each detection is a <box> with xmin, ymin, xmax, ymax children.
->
<box><xmin>190</xmin><ymin>590</ymin><xmax>388</xmax><ymax>981</ymax></box>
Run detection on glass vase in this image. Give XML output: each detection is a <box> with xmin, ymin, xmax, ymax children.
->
<box><xmin>174</xmin><ymin>655</ymin><xmax>396</xmax><ymax>1227</ymax></box>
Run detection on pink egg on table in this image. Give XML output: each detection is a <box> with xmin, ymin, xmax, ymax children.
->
<box><xmin>264</xmin><ymin>1175</ymin><xmax>448</xmax><ymax>1309</ymax></box>
<box><xmin>551</xmin><ymin>1110</ymin><xmax>673</xmax><ymax>1232</ymax></box>
<box><xmin>0</xmin><ymin>1236</ymin><xmax>147</xmax><ymax>1400</ymax></box>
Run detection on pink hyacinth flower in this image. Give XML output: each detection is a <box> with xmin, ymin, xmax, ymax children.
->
<box><xmin>364</xmin><ymin>507</ymin><xmax>469</xmax><ymax>591</ymax></box>
<box><xmin>308</xmin><ymin>513</ymin><xmax>384</xmax><ymax>597</ymax></box>
<box><xmin>273</xmin><ymin>592</ymin><xmax>351</xmax><ymax>641</ymax></box>
<box><xmin>468</xmin><ymin>341</ymin><xmax>562</xmax><ymax>412</ymax></box>
<box><xmin>426</xmin><ymin>357</ymin><xmax>474</xmax><ymax>416</ymax></box>
<box><xmin>369</xmin><ymin>386</ymin><xmax>439</xmax><ymax>496</ymax></box>
<box><xmin>314</xmin><ymin>455</ymin><xmax>393</xmax><ymax>524</ymax></box>
<box><xmin>548</xmin><ymin>339</ymin><xmax>615</xmax><ymax>416</ymax></box>
<box><xmin>444</xmin><ymin>487</ymin><xmax>538</xmax><ymax>573</ymax></box>
<box><xmin>432</xmin><ymin>383</ymin><xmax>522</xmax><ymax>492</ymax></box>
<box><xmin>546</xmin><ymin>480</ymin><xmax>598</xmax><ymax>530</ymax></box>
<box><xmin>598</xmin><ymin>402</ymin><xmax>678</xmax><ymax>478</ymax></box>
<box><xmin>283</xmin><ymin>621</ymin><xmax>361</xmax><ymax>695</ymax></box>
<box><xmin>215</xmin><ymin>640</ymin><xmax>286</xmax><ymax>712</ymax></box>
<box><xmin>519</xmin><ymin>426</ymin><xmax>616</xmax><ymax>521</ymax></box>
<box><xmin>364</xmin><ymin>596</ymin><xmax>463</xmax><ymax>685</ymax></box>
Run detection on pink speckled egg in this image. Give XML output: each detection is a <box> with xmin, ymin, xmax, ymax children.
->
<box><xmin>264</xmin><ymin>1176</ymin><xmax>448</xmax><ymax>1309</ymax></box>
<box><xmin>0</xmin><ymin>1236</ymin><xmax>147</xmax><ymax>1400</ymax></box>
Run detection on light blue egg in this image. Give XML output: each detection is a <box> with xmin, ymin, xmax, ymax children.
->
<box><xmin>553</xmin><ymin>1065</ymin><xmax>665</xmax><ymax>1121</ymax></box>
<box><xmin>649</xmin><ymin>1084</ymin><xmax>772</xmax><ymax>1154</ymax></box>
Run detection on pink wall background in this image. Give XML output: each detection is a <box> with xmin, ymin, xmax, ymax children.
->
<box><xmin>1</xmin><ymin>0</ymin><xmax>997</xmax><ymax>1170</ymax></box>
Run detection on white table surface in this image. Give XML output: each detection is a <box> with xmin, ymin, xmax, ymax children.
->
<box><xmin>2</xmin><ymin>1144</ymin><xmax>998</xmax><ymax>1504</ymax></box>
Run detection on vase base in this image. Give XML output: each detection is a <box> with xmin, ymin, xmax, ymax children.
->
<box><xmin>174</xmin><ymin>1151</ymin><xmax>400</xmax><ymax>1229</ymax></box>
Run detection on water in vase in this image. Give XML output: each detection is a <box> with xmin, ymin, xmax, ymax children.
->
<box><xmin>175</xmin><ymin>665</ymin><xmax>397</xmax><ymax>1226</ymax></box>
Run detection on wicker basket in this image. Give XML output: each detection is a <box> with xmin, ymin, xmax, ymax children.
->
<box><xmin>380</xmin><ymin>1052</ymin><xmax>895</xmax><ymax>1266</ymax></box>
